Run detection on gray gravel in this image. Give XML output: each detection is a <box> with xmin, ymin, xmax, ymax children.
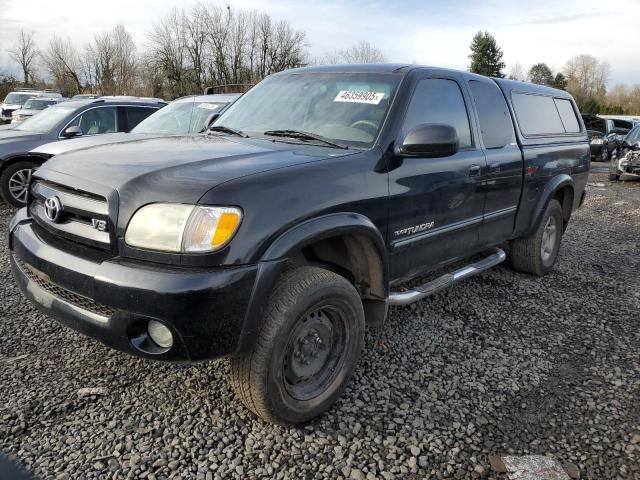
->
<box><xmin>1</xmin><ymin>167</ymin><xmax>639</xmax><ymax>480</ymax></box>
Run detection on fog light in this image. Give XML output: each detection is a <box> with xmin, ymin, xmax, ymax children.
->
<box><xmin>147</xmin><ymin>320</ymin><xmax>173</xmax><ymax>349</ymax></box>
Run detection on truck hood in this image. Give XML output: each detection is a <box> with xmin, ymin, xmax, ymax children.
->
<box><xmin>32</xmin><ymin>132</ymin><xmax>149</xmax><ymax>157</ymax></box>
<box><xmin>36</xmin><ymin>134</ymin><xmax>354</xmax><ymax>210</ymax></box>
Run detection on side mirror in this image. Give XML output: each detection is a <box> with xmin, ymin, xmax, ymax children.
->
<box><xmin>396</xmin><ymin>123</ymin><xmax>459</xmax><ymax>158</ymax></box>
<box><xmin>62</xmin><ymin>125</ymin><xmax>83</xmax><ymax>138</ymax></box>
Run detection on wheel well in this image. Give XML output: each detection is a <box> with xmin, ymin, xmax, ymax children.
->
<box><xmin>0</xmin><ymin>154</ymin><xmax>45</xmax><ymax>176</ymax></box>
<box><xmin>288</xmin><ymin>234</ymin><xmax>387</xmax><ymax>326</ymax></box>
<box><xmin>552</xmin><ymin>186</ymin><xmax>574</xmax><ymax>228</ymax></box>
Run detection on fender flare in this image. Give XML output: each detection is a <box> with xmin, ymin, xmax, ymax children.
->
<box><xmin>527</xmin><ymin>174</ymin><xmax>574</xmax><ymax>235</ymax></box>
<box><xmin>233</xmin><ymin>212</ymin><xmax>389</xmax><ymax>355</ymax></box>
<box><xmin>0</xmin><ymin>152</ymin><xmax>49</xmax><ymax>174</ymax></box>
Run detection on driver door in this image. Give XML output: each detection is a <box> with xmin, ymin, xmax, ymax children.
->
<box><xmin>387</xmin><ymin>75</ymin><xmax>487</xmax><ymax>281</ymax></box>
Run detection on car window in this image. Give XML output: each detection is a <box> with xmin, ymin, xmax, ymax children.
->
<box><xmin>554</xmin><ymin>99</ymin><xmax>581</xmax><ymax>133</ymax></box>
<box><xmin>15</xmin><ymin>105</ymin><xmax>76</xmax><ymax>133</ymax></box>
<box><xmin>627</xmin><ymin>127</ymin><xmax>640</xmax><ymax>145</ymax></box>
<box><xmin>68</xmin><ymin>107</ymin><xmax>118</xmax><ymax>135</ymax></box>
<box><xmin>124</xmin><ymin>107</ymin><xmax>157</xmax><ymax>131</ymax></box>
<box><xmin>401</xmin><ymin>78</ymin><xmax>472</xmax><ymax>148</ymax></box>
<box><xmin>512</xmin><ymin>93</ymin><xmax>565</xmax><ymax>136</ymax></box>
<box><xmin>469</xmin><ymin>80</ymin><xmax>514</xmax><ymax>149</ymax></box>
<box><xmin>217</xmin><ymin>73</ymin><xmax>400</xmax><ymax>149</ymax></box>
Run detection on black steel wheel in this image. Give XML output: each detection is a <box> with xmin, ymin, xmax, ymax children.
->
<box><xmin>229</xmin><ymin>266</ymin><xmax>365</xmax><ymax>425</ymax></box>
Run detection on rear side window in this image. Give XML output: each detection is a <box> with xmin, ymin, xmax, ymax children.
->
<box><xmin>469</xmin><ymin>80</ymin><xmax>515</xmax><ymax>149</ymax></box>
<box><xmin>402</xmin><ymin>78</ymin><xmax>472</xmax><ymax>148</ymax></box>
<box><xmin>124</xmin><ymin>107</ymin><xmax>157</xmax><ymax>132</ymax></box>
<box><xmin>512</xmin><ymin>93</ymin><xmax>565</xmax><ymax>136</ymax></box>
<box><xmin>554</xmin><ymin>99</ymin><xmax>581</xmax><ymax>133</ymax></box>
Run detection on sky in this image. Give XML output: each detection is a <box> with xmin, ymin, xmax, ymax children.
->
<box><xmin>1</xmin><ymin>0</ymin><xmax>639</xmax><ymax>86</ymax></box>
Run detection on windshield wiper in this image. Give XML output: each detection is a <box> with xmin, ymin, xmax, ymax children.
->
<box><xmin>263</xmin><ymin>129</ymin><xmax>348</xmax><ymax>149</ymax></box>
<box><xmin>208</xmin><ymin>125</ymin><xmax>246</xmax><ymax>137</ymax></box>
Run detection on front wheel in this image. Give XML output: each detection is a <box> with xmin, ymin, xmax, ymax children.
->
<box><xmin>509</xmin><ymin>199</ymin><xmax>564</xmax><ymax>276</ymax></box>
<box><xmin>0</xmin><ymin>161</ymin><xmax>38</xmax><ymax>207</ymax></box>
<box><xmin>601</xmin><ymin>147</ymin><xmax>610</xmax><ymax>162</ymax></box>
<box><xmin>229</xmin><ymin>266</ymin><xmax>365</xmax><ymax>425</ymax></box>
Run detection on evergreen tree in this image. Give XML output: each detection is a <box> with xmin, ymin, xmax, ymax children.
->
<box><xmin>528</xmin><ymin>63</ymin><xmax>554</xmax><ymax>85</ymax></box>
<box><xmin>552</xmin><ymin>72</ymin><xmax>567</xmax><ymax>90</ymax></box>
<box><xmin>468</xmin><ymin>31</ymin><xmax>506</xmax><ymax>78</ymax></box>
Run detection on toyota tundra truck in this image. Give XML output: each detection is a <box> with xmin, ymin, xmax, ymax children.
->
<box><xmin>9</xmin><ymin>65</ymin><xmax>589</xmax><ymax>425</ymax></box>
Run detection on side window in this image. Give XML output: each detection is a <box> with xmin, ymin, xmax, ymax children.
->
<box><xmin>554</xmin><ymin>99</ymin><xmax>581</xmax><ymax>133</ymax></box>
<box><xmin>124</xmin><ymin>107</ymin><xmax>157</xmax><ymax>132</ymax></box>
<box><xmin>402</xmin><ymin>78</ymin><xmax>472</xmax><ymax>148</ymax></box>
<box><xmin>512</xmin><ymin>93</ymin><xmax>565</xmax><ymax>136</ymax></box>
<box><xmin>469</xmin><ymin>80</ymin><xmax>515</xmax><ymax>149</ymax></box>
<box><xmin>68</xmin><ymin>107</ymin><xmax>118</xmax><ymax>135</ymax></box>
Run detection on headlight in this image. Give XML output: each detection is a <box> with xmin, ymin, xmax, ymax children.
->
<box><xmin>125</xmin><ymin>203</ymin><xmax>242</xmax><ymax>253</ymax></box>
<box><xmin>590</xmin><ymin>138</ymin><xmax>603</xmax><ymax>145</ymax></box>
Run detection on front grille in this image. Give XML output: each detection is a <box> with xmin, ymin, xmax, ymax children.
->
<box><xmin>30</xmin><ymin>180</ymin><xmax>111</xmax><ymax>250</ymax></box>
<box><xmin>15</xmin><ymin>256</ymin><xmax>115</xmax><ymax>318</ymax></box>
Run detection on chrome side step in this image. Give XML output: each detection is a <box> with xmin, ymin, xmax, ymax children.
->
<box><xmin>388</xmin><ymin>247</ymin><xmax>506</xmax><ymax>306</ymax></box>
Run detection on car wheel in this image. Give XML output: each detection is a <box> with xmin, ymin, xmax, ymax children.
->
<box><xmin>601</xmin><ymin>147</ymin><xmax>609</xmax><ymax>162</ymax></box>
<box><xmin>0</xmin><ymin>161</ymin><xmax>38</xmax><ymax>208</ymax></box>
<box><xmin>229</xmin><ymin>266</ymin><xmax>365</xmax><ymax>425</ymax></box>
<box><xmin>609</xmin><ymin>173</ymin><xmax>620</xmax><ymax>181</ymax></box>
<box><xmin>509</xmin><ymin>199</ymin><xmax>564</xmax><ymax>276</ymax></box>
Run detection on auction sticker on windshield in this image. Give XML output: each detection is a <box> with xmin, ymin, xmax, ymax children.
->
<box><xmin>334</xmin><ymin>91</ymin><xmax>385</xmax><ymax>104</ymax></box>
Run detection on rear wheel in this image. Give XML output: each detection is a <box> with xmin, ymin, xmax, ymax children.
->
<box><xmin>510</xmin><ymin>199</ymin><xmax>563</xmax><ymax>276</ymax></box>
<box><xmin>229</xmin><ymin>266</ymin><xmax>365</xmax><ymax>425</ymax></box>
<box><xmin>0</xmin><ymin>161</ymin><xmax>38</xmax><ymax>207</ymax></box>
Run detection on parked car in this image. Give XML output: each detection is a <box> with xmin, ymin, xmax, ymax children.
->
<box><xmin>11</xmin><ymin>97</ymin><xmax>63</xmax><ymax>124</ymax></box>
<box><xmin>610</xmin><ymin>125</ymin><xmax>640</xmax><ymax>181</ymax></box>
<box><xmin>8</xmin><ymin>65</ymin><xmax>589</xmax><ymax>425</ymax></box>
<box><xmin>582</xmin><ymin>114</ymin><xmax>628</xmax><ymax>161</ymax></box>
<box><xmin>28</xmin><ymin>93</ymin><xmax>241</xmax><ymax>163</ymax></box>
<box><xmin>0</xmin><ymin>97</ymin><xmax>166</xmax><ymax>207</ymax></box>
<box><xmin>1</xmin><ymin>89</ymin><xmax>62</xmax><ymax>123</ymax></box>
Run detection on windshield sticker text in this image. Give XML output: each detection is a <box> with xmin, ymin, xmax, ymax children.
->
<box><xmin>334</xmin><ymin>91</ymin><xmax>385</xmax><ymax>105</ymax></box>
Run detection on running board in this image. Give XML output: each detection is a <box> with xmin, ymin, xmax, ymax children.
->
<box><xmin>388</xmin><ymin>247</ymin><xmax>506</xmax><ymax>306</ymax></box>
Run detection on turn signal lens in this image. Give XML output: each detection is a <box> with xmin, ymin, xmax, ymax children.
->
<box><xmin>182</xmin><ymin>206</ymin><xmax>242</xmax><ymax>252</ymax></box>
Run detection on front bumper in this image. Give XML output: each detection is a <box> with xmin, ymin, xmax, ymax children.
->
<box><xmin>9</xmin><ymin>211</ymin><xmax>259</xmax><ymax>361</ymax></box>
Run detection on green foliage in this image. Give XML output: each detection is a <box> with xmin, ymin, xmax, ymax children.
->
<box><xmin>0</xmin><ymin>74</ymin><xmax>17</xmax><ymax>101</ymax></box>
<box><xmin>528</xmin><ymin>63</ymin><xmax>554</xmax><ymax>85</ymax></box>
<box><xmin>581</xmin><ymin>98</ymin><xmax>601</xmax><ymax>114</ymax></box>
<box><xmin>468</xmin><ymin>31</ymin><xmax>506</xmax><ymax>78</ymax></box>
<box><xmin>552</xmin><ymin>73</ymin><xmax>567</xmax><ymax>90</ymax></box>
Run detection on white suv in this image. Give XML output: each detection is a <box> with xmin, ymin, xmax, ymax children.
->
<box><xmin>1</xmin><ymin>89</ymin><xmax>62</xmax><ymax>123</ymax></box>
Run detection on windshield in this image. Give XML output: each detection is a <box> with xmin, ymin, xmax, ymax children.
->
<box><xmin>4</xmin><ymin>93</ymin><xmax>34</xmax><ymax>106</ymax></box>
<box><xmin>23</xmin><ymin>99</ymin><xmax>57</xmax><ymax>110</ymax></box>
<box><xmin>132</xmin><ymin>100</ymin><xmax>226</xmax><ymax>134</ymax></box>
<box><xmin>216</xmin><ymin>73</ymin><xmax>400</xmax><ymax>148</ymax></box>
<box><xmin>15</xmin><ymin>105</ymin><xmax>76</xmax><ymax>133</ymax></box>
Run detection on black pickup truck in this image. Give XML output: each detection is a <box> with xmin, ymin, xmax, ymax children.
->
<box><xmin>9</xmin><ymin>65</ymin><xmax>589</xmax><ymax>425</ymax></box>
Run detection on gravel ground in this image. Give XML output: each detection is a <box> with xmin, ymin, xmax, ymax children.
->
<box><xmin>1</xmin><ymin>167</ymin><xmax>639</xmax><ymax>480</ymax></box>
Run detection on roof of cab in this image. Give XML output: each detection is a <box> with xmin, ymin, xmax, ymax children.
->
<box><xmin>492</xmin><ymin>77</ymin><xmax>574</xmax><ymax>99</ymax></box>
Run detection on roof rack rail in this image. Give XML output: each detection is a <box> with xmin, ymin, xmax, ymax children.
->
<box><xmin>204</xmin><ymin>84</ymin><xmax>254</xmax><ymax>95</ymax></box>
<box><xmin>43</xmin><ymin>89</ymin><xmax>61</xmax><ymax>93</ymax></box>
<box><xmin>14</xmin><ymin>88</ymin><xmax>38</xmax><ymax>92</ymax></box>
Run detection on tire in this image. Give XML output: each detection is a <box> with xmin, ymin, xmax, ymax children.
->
<box><xmin>229</xmin><ymin>266</ymin><xmax>365</xmax><ymax>425</ymax></box>
<box><xmin>509</xmin><ymin>199</ymin><xmax>563</xmax><ymax>276</ymax></box>
<box><xmin>600</xmin><ymin>148</ymin><xmax>609</xmax><ymax>162</ymax></box>
<box><xmin>0</xmin><ymin>161</ymin><xmax>38</xmax><ymax>207</ymax></box>
<box><xmin>609</xmin><ymin>173</ymin><xmax>620</xmax><ymax>181</ymax></box>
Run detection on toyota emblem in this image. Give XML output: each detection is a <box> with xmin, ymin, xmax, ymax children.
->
<box><xmin>44</xmin><ymin>196</ymin><xmax>62</xmax><ymax>223</ymax></box>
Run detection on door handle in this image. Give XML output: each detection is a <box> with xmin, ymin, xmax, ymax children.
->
<box><xmin>489</xmin><ymin>162</ymin><xmax>501</xmax><ymax>173</ymax></box>
<box><xmin>468</xmin><ymin>164</ymin><xmax>482</xmax><ymax>177</ymax></box>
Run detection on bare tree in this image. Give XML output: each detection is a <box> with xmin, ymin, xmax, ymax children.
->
<box><xmin>42</xmin><ymin>36</ymin><xmax>82</xmax><ymax>95</ymax></box>
<box><xmin>112</xmin><ymin>25</ymin><xmax>138</xmax><ymax>94</ymax></box>
<box><xmin>508</xmin><ymin>63</ymin><xmax>526</xmax><ymax>81</ymax></box>
<box><xmin>340</xmin><ymin>41</ymin><xmax>386</xmax><ymax>64</ymax></box>
<box><xmin>564</xmin><ymin>54</ymin><xmax>610</xmax><ymax>107</ymax></box>
<box><xmin>9</xmin><ymin>30</ymin><xmax>39</xmax><ymax>85</ymax></box>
